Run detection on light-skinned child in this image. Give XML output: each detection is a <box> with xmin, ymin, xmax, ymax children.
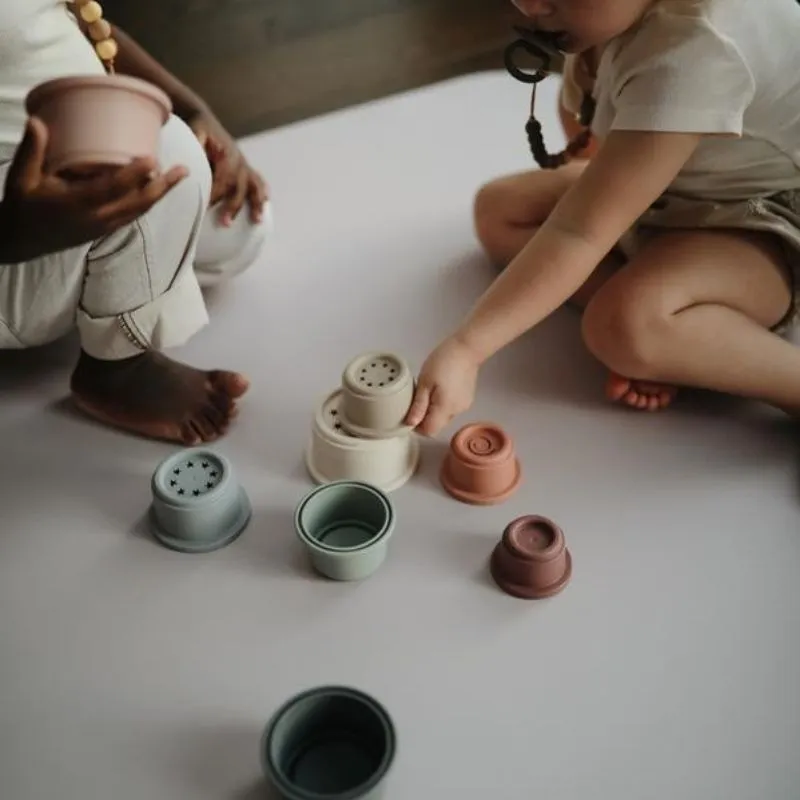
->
<box><xmin>406</xmin><ymin>0</ymin><xmax>800</xmax><ymax>436</ymax></box>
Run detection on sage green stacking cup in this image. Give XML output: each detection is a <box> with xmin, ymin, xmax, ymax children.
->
<box><xmin>294</xmin><ymin>481</ymin><xmax>395</xmax><ymax>581</ymax></box>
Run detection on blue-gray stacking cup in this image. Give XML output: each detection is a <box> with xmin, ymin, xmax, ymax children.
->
<box><xmin>294</xmin><ymin>481</ymin><xmax>395</xmax><ymax>581</ymax></box>
<box><xmin>149</xmin><ymin>447</ymin><xmax>251</xmax><ymax>553</ymax></box>
<box><xmin>261</xmin><ymin>686</ymin><xmax>396</xmax><ymax>800</ymax></box>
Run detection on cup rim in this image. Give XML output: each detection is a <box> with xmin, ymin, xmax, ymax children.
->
<box><xmin>261</xmin><ymin>685</ymin><xmax>397</xmax><ymax>800</ymax></box>
<box><xmin>341</xmin><ymin>351</ymin><xmax>413</xmax><ymax>399</ymax></box>
<box><xmin>502</xmin><ymin>515</ymin><xmax>564</xmax><ymax>562</ymax></box>
<box><xmin>313</xmin><ymin>390</ymin><xmax>385</xmax><ymax>452</ymax></box>
<box><xmin>294</xmin><ymin>480</ymin><xmax>395</xmax><ymax>553</ymax></box>
<box><xmin>151</xmin><ymin>447</ymin><xmax>235</xmax><ymax>509</ymax></box>
<box><xmin>25</xmin><ymin>74</ymin><xmax>172</xmax><ymax>119</ymax></box>
<box><xmin>149</xmin><ymin>488</ymin><xmax>251</xmax><ymax>554</ymax></box>
<box><xmin>439</xmin><ymin>455</ymin><xmax>521</xmax><ymax>506</ymax></box>
<box><xmin>490</xmin><ymin>544</ymin><xmax>573</xmax><ymax>599</ymax></box>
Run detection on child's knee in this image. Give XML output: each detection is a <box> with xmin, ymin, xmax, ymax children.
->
<box><xmin>473</xmin><ymin>179</ymin><xmax>514</xmax><ymax>256</ymax></box>
<box><xmin>581</xmin><ymin>282</ymin><xmax>671</xmax><ymax>378</ymax></box>
<box><xmin>193</xmin><ymin>201</ymin><xmax>270</xmax><ymax>287</ymax></box>
<box><xmin>158</xmin><ymin>115</ymin><xmax>213</xmax><ymax>210</ymax></box>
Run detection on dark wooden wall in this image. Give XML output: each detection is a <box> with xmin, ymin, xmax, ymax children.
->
<box><xmin>107</xmin><ymin>0</ymin><xmax>522</xmax><ymax>136</ymax></box>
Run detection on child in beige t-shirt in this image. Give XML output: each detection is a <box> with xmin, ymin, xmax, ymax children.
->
<box><xmin>406</xmin><ymin>0</ymin><xmax>800</xmax><ymax>434</ymax></box>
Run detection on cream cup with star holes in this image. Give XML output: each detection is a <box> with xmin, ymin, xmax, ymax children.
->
<box><xmin>305</xmin><ymin>390</ymin><xmax>419</xmax><ymax>493</ymax></box>
<box><xmin>149</xmin><ymin>447</ymin><xmax>252</xmax><ymax>553</ymax></box>
<box><xmin>338</xmin><ymin>352</ymin><xmax>416</xmax><ymax>439</ymax></box>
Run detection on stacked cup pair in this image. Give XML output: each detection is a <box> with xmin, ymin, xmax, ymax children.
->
<box><xmin>305</xmin><ymin>352</ymin><xmax>420</xmax><ymax>493</ymax></box>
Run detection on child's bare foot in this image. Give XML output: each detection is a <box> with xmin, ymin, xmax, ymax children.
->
<box><xmin>70</xmin><ymin>350</ymin><xmax>249</xmax><ymax>444</ymax></box>
<box><xmin>605</xmin><ymin>372</ymin><xmax>677</xmax><ymax>411</ymax></box>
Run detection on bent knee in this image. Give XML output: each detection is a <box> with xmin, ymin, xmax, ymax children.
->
<box><xmin>581</xmin><ymin>283</ymin><xmax>673</xmax><ymax>378</ymax></box>
<box><xmin>194</xmin><ymin>202</ymin><xmax>270</xmax><ymax>286</ymax></box>
<box><xmin>473</xmin><ymin>179</ymin><xmax>512</xmax><ymax>259</ymax></box>
<box><xmin>159</xmin><ymin>115</ymin><xmax>213</xmax><ymax>208</ymax></box>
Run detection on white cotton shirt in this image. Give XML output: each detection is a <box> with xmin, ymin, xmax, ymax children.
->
<box><xmin>0</xmin><ymin>1</ymin><xmax>104</xmax><ymax>160</ymax></box>
<box><xmin>588</xmin><ymin>0</ymin><xmax>800</xmax><ymax>200</ymax></box>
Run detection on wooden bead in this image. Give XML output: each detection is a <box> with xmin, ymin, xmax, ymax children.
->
<box><xmin>95</xmin><ymin>38</ymin><xmax>118</xmax><ymax>61</ymax></box>
<box><xmin>72</xmin><ymin>0</ymin><xmax>93</xmax><ymax>6</ymax></box>
<box><xmin>80</xmin><ymin>1</ymin><xmax>104</xmax><ymax>24</ymax></box>
<box><xmin>88</xmin><ymin>19</ymin><xmax>112</xmax><ymax>41</ymax></box>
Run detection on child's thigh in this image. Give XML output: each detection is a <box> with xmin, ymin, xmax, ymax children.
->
<box><xmin>474</xmin><ymin>161</ymin><xmax>586</xmax><ymax>230</ymax></box>
<box><xmin>584</xmin><ymin>228</ymin><xmax>792</xmax><ymax>335</ymax></box>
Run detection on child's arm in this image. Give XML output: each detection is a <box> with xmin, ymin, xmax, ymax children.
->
<box><xmin>406</xmin><ymin>128</ymin><xmax>700</xmax><ymax>435</ymax></box>
<box><xmin>453</xmin><ymin>128</ymin><xmax>701</xmax><ymax>364</ymax></box>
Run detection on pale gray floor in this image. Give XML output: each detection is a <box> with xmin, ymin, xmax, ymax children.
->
<box><xmin>1</xmin><ymin>73</ymin><xmax>799</xmax><ymax>800</ymax></box>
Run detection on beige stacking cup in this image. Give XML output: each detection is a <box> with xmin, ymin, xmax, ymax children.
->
<box><xmin>338</xmin><ymin>352</ymin><xmax>415</xmax><ymax>439</ymax></box>
<box><xmin>305</xmin><ymin>390</ymin><xmax>419</xmax><ymax>493</ymax></box>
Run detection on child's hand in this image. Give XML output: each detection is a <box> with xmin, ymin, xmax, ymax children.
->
<box><xmin>405</xmin><ymin>336</ymin><xmax>480</xmax><ymax>437</ymax></box>
<box><xmin>0</xmin><ymin>117</ymin><xmax>187</xmax><ymax>262</ymax></box>
<box><xmin>188</xmin><ymin>111</ymin><xmax>268</xmax><ymax>226</ymax></box>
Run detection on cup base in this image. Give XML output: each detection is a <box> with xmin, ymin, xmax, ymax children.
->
<box><xmin>489</xmin><ymin>546</ymin><xmax>572</xmax><ymax>599</ymax></box>
<box><xmin>304</xmin><ymin>435</ymin><xmax>420</xmax><ymax>493</ymax></box>
<box><xmin>439</xmin><ymin>458</ymin><xmax>522</xmax><ymax>505</ymax></box>
<box><xmin>149</xmin><ymin>488</ymin><xmax>252</xmax><ymax>553</ymax></box>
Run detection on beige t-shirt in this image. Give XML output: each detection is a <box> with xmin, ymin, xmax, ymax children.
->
<box><xmin>563</xmin><ymin>0</ymin><xmax>800</xmax><ymax>201</ymax></box>
<box><xmin>0</xmin><ymin>1</ymin><xmax>104</xmax><ymax>161</ymax></box>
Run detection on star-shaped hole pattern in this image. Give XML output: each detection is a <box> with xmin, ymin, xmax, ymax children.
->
<box><xmin>322</xmin><ymin>394</ymin><xmax>358</xmax><ymax>439</ymax></box>
<box><xmin>163</xmin><ymin>453</ymin><xmax>224</xmax><ymax>499</ymax></box>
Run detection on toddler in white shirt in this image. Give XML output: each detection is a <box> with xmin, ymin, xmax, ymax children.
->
<box><xmin>407</xmin><ymin>0</ymin><xmax>800</xmax><ymax>434</ymax></box>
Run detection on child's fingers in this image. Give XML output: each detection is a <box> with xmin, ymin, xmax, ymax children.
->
<box><xmin>94</xmin><ymin>166</ymin><xmax>188</xmax><ymax>226</ymax></box>
<box><xmin>75</xmin><ymin>157</ymin><xmax>158</xmax><ymax>204</ymax></box>
<box><xmin>194</xmin><ymin>128</ymin><xmax>208</xmax><ymax>149</ymax></box>
<box><xmin>404</xmin><ymin>384</ymin><xmax>431</xmax><ymax>428</ymax></box>
<box><xmin>417</xmin><ymin>403</ymin><xmax>451</xmax><ymax>438</ymax></box>
<box><xmin>7</xmin><ymin>117</ymin><xmax>48</xmax><ymax>192</ymax></box>
<box><xmin>246</xmin><ymin>175</ymin><xmax>265</xmax><ymax>223</ymax></box>
<box><xmin>220</xmin><ymin>167</ymin><xmax>249</xmax><ymax>225</ymax></box>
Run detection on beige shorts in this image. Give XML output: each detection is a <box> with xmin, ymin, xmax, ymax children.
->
<box><xmin>616</xmin><ymin>188</ymin><xmax>800</xmax><ymax>333</ymax></box>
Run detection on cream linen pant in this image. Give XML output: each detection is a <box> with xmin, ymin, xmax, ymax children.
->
<box><xmin>0</xmin><ymin>113</ymin><xmax>267</xmax><ymax>358</ymax></box>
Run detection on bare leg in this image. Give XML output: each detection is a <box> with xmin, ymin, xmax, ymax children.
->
<box><xmin>473</xmin><ymin>162</ymin><xmax>624</xmax><ymax>308</ymax></box>
<box><xmin>581</xmin><ymin>228</ymin><xmax>798</xmax><ymax>413</ymax></box>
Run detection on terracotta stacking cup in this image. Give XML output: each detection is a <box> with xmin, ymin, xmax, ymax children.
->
<box><xmin>305</xmin><ymin>390</ymin><xmax>419</xmax><ymax>493</ymax></box>
<box><xmin>261</xmin><ymin>686</ymin><xmax>397</xmax><ymax>800</ymax></box>
<box><xmin>149</xmin><ymin>447</ymin><xmax>251</xmax><ymax>553</ymax></box>
<box><xmin>25</xmin><ymin>74</ymin><xmax>171</xmax><ymax>176</ymax></box>
<box><xmin>339</xmin><ymin>352</ymin><xmax>415</xmax><ymax>439</ymax></box>
<box><xmin>490</xmin><ymin>515</ymin><xmax>572</xmax><ymax>599</ymax></box>
<box><xmin>440</xmin><ymin>422</ymin><xmax>521</xmax><ymax>505</ymax></box>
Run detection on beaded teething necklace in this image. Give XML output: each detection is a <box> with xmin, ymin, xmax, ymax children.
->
<box><xmin>504</xmin><ymin>26</ymin><xmax>596</xmax><ymax>170</ymax></box>
<box><xmin>71</xmin><ymin>0</ymin><xmax>118</xmax><ymax>72</ymax></box>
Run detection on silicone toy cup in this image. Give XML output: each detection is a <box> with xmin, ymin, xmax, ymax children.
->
<box><xmin>490</xmin><ymin>515</ymin><xmax>572</xmax><ymax>599</ymax></box>
<box><xmin>149</xmin><ymin>447</ymin><xmax>251</xmax><ymax>553</ymax></box>
<box><xmin>294</xmin><ymin>481</ymin><xmax>395</xmax><ymax>581</ymax></box>
<box><xmin>440</xmin><ymin>422</ymin><xmax>521</xmax><ymax>505</ymax></box>
<box><xmin>339</xmin><ymin>352</ymin><xmax>415</xmax><ymax>439</ymax></box>
<box><xmin>25</xmin><ymin>75</ymin><xmax>172</xmax><ymax>176</ymax></box>
<box><xmin>261</xmin><ymin>686</ymin><xmax>396</xmax><ymax>800</ymax></box>
<box><xmin>305</xmin><ymin>390</ymin><xmax>419</xmax><ymax>493</ymax></box>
